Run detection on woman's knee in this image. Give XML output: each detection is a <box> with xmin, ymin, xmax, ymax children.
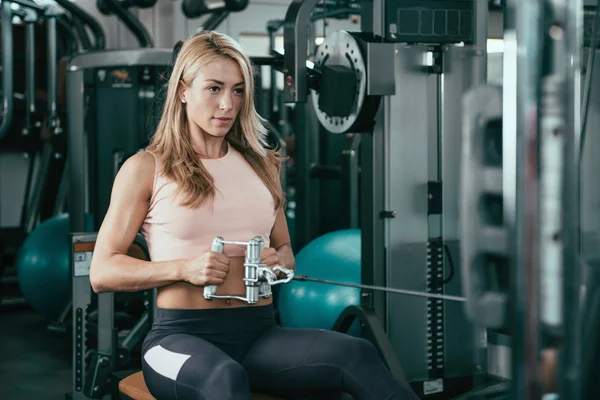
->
<box><xmin>202</xmin><ymin>359</ymin><xmax>251</xmax><ymax>398</ymax></box>
<box><xmin>145</xmin><ymin>353</ymin><xmax>251</xmax><ymax>400</ymax></box>
<box><xmin>357</xmin><ymin>336</ymin><xmax>379</xmax><ymax>355</ymax></box>
<box><xmin>344</xmin><ymin>336</ymin><xmax>381</xmax><ymax>364</ymax></box>
<box><xmin>209</xmin><ymin>358</ymin><xmax>249</xmax><ymax>386</ymax></box>
<box><xmin>320</xmin><ymin>332</ymin><xmax>380</xmax><ymax>367</ymax></box>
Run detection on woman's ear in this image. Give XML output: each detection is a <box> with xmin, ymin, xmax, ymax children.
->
<box><xmin>178</xmin><ymin>80</ymin><xmax>187</xmax><ymax>103</ymax></box>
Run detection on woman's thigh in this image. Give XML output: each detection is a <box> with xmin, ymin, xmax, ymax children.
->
<box><xmin>242</xmin><ymin>326</ymin><xmax>417</xmax><ymax>400</ymax></box>
<box><xmin>142</xmin><ymin>333</ymin><xmax>252</xmax><ymax>400</ymax></box>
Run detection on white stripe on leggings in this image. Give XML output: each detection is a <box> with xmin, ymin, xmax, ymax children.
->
<box><xmin>144</xmin><ymin>345</ymin><xmax>192</xmax><ymax>380</ymax></box>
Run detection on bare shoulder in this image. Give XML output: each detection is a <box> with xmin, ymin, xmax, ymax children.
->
<box><xmin>123</xmin><ymin>150</ymin><xmax>155</xmax><ymax>173</ymax></box>
<box><xmin>113</xmin><ymin>151</ymin><xmax>156</xmax><ymax>196</ymax></box>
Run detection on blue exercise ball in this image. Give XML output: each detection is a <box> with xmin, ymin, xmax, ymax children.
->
<box><xmin>16</xmin><ymin>213</ymin><xmax>74</xmax><ymax>321</ymax></box>
<box><xmin>278</xmin><ymin>229</ymin><xmax>361</xmax><ymax>336</ymax></box>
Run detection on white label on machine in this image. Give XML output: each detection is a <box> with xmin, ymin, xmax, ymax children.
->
<box><xmin>423</xmin><ymin>379</ymin><xmax>444</xmax><ymax>395</ymax></box>
<box><xmin>74</xmin><ymin>251</ymin><xmax>93</xmax><ymax>277</ymax></box>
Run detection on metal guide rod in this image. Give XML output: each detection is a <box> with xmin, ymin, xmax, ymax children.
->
<box><xmin>46</xmin><ymin>4</ymin><xmax>61</xmax><ymax>134</ymax></box>
<box><xmin>282</xmin><ymin>0</ymin><xmax>320</xmax><ymax>103</ymax></box>
<box><xmin>293</xmin><ymin>274</ymin><xmax>467</xmax><ymax>303</ymax></box>
<box><xmin>561</xmin><ymin>0</ymin><xmax>584</xmax><ymax>398</ymax></box>
<box><xmin>0</xmin><ymin>0</ymin><xmax>14</xmax><ymax>141</ymax></box>
<box><xmin>506</xmin><ymin>0</ymin><xmax>544</xmax><ymax>398</ymax></box>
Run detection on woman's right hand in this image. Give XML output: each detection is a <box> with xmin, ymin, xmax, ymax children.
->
<box><xmin>183</xmin><ymin>251</ymin><xmax>230</xmax><ymax>286</ymax></box>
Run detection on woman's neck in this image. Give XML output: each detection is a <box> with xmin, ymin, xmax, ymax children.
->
<box><xmin>189</xmin><ymin>127</ymin><xmax>228</xmax><ymax>159</ymax></box>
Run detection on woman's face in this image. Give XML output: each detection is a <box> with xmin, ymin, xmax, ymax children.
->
<box><xmin>180</xmin><ymin>57</ymin><xmax>245</xmax><ymax>138</ymax></box>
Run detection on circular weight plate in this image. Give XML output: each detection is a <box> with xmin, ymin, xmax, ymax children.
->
<box><xmin>311</xmin><ymin>31</ymin><xmax>366</xmax><ymax>134</ymax></box>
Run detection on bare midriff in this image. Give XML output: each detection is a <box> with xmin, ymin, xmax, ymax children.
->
<box><xmin>156</xmin><ymin>256</ymin><xmax>272</xmax><ymax>309</ymax></box>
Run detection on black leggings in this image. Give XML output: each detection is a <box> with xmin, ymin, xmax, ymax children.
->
<box><xmin>141</xmin><ymin>304</ymin><xmax>418</xmax><ymax>400</ymax></box>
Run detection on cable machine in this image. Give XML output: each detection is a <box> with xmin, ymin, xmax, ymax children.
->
<box><xmin>281</xmin><ymin>0</ymin><xmax>488</xmax><ymax>396</ymax></box>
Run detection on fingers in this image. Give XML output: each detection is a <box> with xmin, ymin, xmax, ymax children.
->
<box><xmin>203</xmin><ymin>264</ymin><xmax>228</xmax><ymax>286</ymax></box>
<box><xmin>213</xmin><ymin>252</ymin><xmax>230</xmax><ymax>266</ymax></box>
<box><xmin>194</xmin><ymin>252</ymin><xmax>230</xmax><ymax>287</ymax></box>
<box><xmin>205</xmin><ymin>269</ymin><xmax>227</xmax><ymax>285</ymax></box>
<box><xmin>260</xmin><ymin>247</ymin><xmax>277</xmax><ymax>258</ymax></box>
<box><xmin>205</xmin><ymin>276</ymin><xmax>225</xmax><ymax>285</ymax></box>
<box><xmin>211</xmin><ymin>269</ymin><xmax>227</xmax><ymax>280</ymax></box>
<box><xmin>198</xmin><ymin>247</ymin><xmax>285</xmax><ymax>287</ymax></box>
<box><xmin>260</xmin><ymin>248</ymin><xmax>284</xmax><ymax>277</ymax></box>
<box><xmin>208</xmin><ymin>251</ymin><xmax>230</xmax><ymax>272</ymax></box>
<box><xmin>262</xmin><ymin>255</ymin><xmax>280</xmax><ymax>267</ymax></box>
<box><xmin>260</xmin><ymin>248</ymin><xmax>280</xmax><ymax>267</ymax></box>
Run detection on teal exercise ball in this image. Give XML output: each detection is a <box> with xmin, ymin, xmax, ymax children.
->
<box><xmin>16</xmin><ymin>213</ymin><xmax>73</xmax><ymax>321</ymax></box>
<box><xmin>278</xmin><ymin>229</ymin><xmax>361</xmax><ymax>336</ymax></box>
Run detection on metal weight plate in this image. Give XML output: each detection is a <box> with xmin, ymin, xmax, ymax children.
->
<box><xmin>311</xmin><ymin>30</ymin><xmax>367</xmax><ymax>134</ymax></box>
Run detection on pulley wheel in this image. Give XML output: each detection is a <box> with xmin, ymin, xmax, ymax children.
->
<box><xmin>311</xmin><ymin>30</ymin><xmax>378</xmax><ymax>134</ymax></box>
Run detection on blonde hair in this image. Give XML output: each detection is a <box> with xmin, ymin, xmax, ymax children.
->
<box><xmin>146</xmin><ymin>31</ymin><xmax>284</xmax><ymax>211</ymax></box>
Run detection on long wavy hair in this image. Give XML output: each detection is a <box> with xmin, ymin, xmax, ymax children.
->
<box><xmin>146</xmin><ymin>31</ymin><xmax>284</xmax><ymax>211</ymax></box>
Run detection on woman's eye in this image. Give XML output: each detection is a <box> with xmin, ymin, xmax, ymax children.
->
<box><xmin>208</xmin><ymin>86</ymin><xmax>220</xmax><ymax>92</ymax></box>
<box><xmin>234</xmin><ymin>88</ymin><xmax>244</xmax><ymax>95</ymax></box>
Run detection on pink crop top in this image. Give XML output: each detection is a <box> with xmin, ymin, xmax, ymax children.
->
<box><xmin>140</xmin><ymin>144</ymin><xmax>277</xmax><ymax>261</ymax></box>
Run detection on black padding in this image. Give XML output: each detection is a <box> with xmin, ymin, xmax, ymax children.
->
<box><xmin>225</xmin><ymin>0</ymin><xmax>248</xmax><ymax>12</ymax></box>
<box><xmin>318</xmin><ymin>64</ymin><xmax>356</xmax><ymax>118</ymax></box>
<box><xmin>131</xmin><ymin>0</ymin><xmax>157</xmax><ymax>9</ymax></box>
<box><xmin>182</xmin><ymin>0</ymin><xmax>248</xmax><ymax>19</ymax></box>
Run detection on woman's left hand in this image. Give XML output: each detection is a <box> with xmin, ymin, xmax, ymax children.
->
<box><xmin>260</xmin><ymin>247</ymin><xmax>283</xmax><ymax>276</ymax></box>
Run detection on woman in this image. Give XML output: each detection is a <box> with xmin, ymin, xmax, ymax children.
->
<box><xmin>89</xmin><ymin>31</ymin><xmax>418</xmax><ymax>400</ymax></box>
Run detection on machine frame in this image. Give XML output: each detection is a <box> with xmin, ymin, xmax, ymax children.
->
<box><xmin>66</xmin><ymin>49</ymin><xmax>171</xmax><ymax>400</ymax></box>
<box><xmin>282</xmin><ymin>0</ymin><xmax>490</xmax><ymax>396</ymax></box>
<box><xmin>70</xmin><ymin>231</ymin><xmax>154</xmax><ymax>400</ymax></box>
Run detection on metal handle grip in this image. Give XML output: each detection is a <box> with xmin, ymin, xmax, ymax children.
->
<box><xmin>203</xmin><ymin>236</ymin><xmax>293</xmax><ymax>303</ymax></box>
<box><xmin>203</xmin><ymin>237</ymin><xmax>224</xmax><ymax>299</ymax></box>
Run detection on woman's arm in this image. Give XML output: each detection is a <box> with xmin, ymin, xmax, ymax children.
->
<box><xmin>90</xmin><ymin>151</ymin><xmax>187</xmax><ymax>293</ymax></box>
<box><xmin>269</xmin><ymin>207</ymin><xmax>296</xmax><ymax>272</ymax></box>
<box><xmin>264</xmin><ymin>157</ymin><xmax>296</xmax><ymax>272</ymax></box>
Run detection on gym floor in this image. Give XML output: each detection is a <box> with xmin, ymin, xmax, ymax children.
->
<box><xmin>0</xmin><ymin>307</ymin><xmax>71</xmax><ymax>400</ymax></box>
